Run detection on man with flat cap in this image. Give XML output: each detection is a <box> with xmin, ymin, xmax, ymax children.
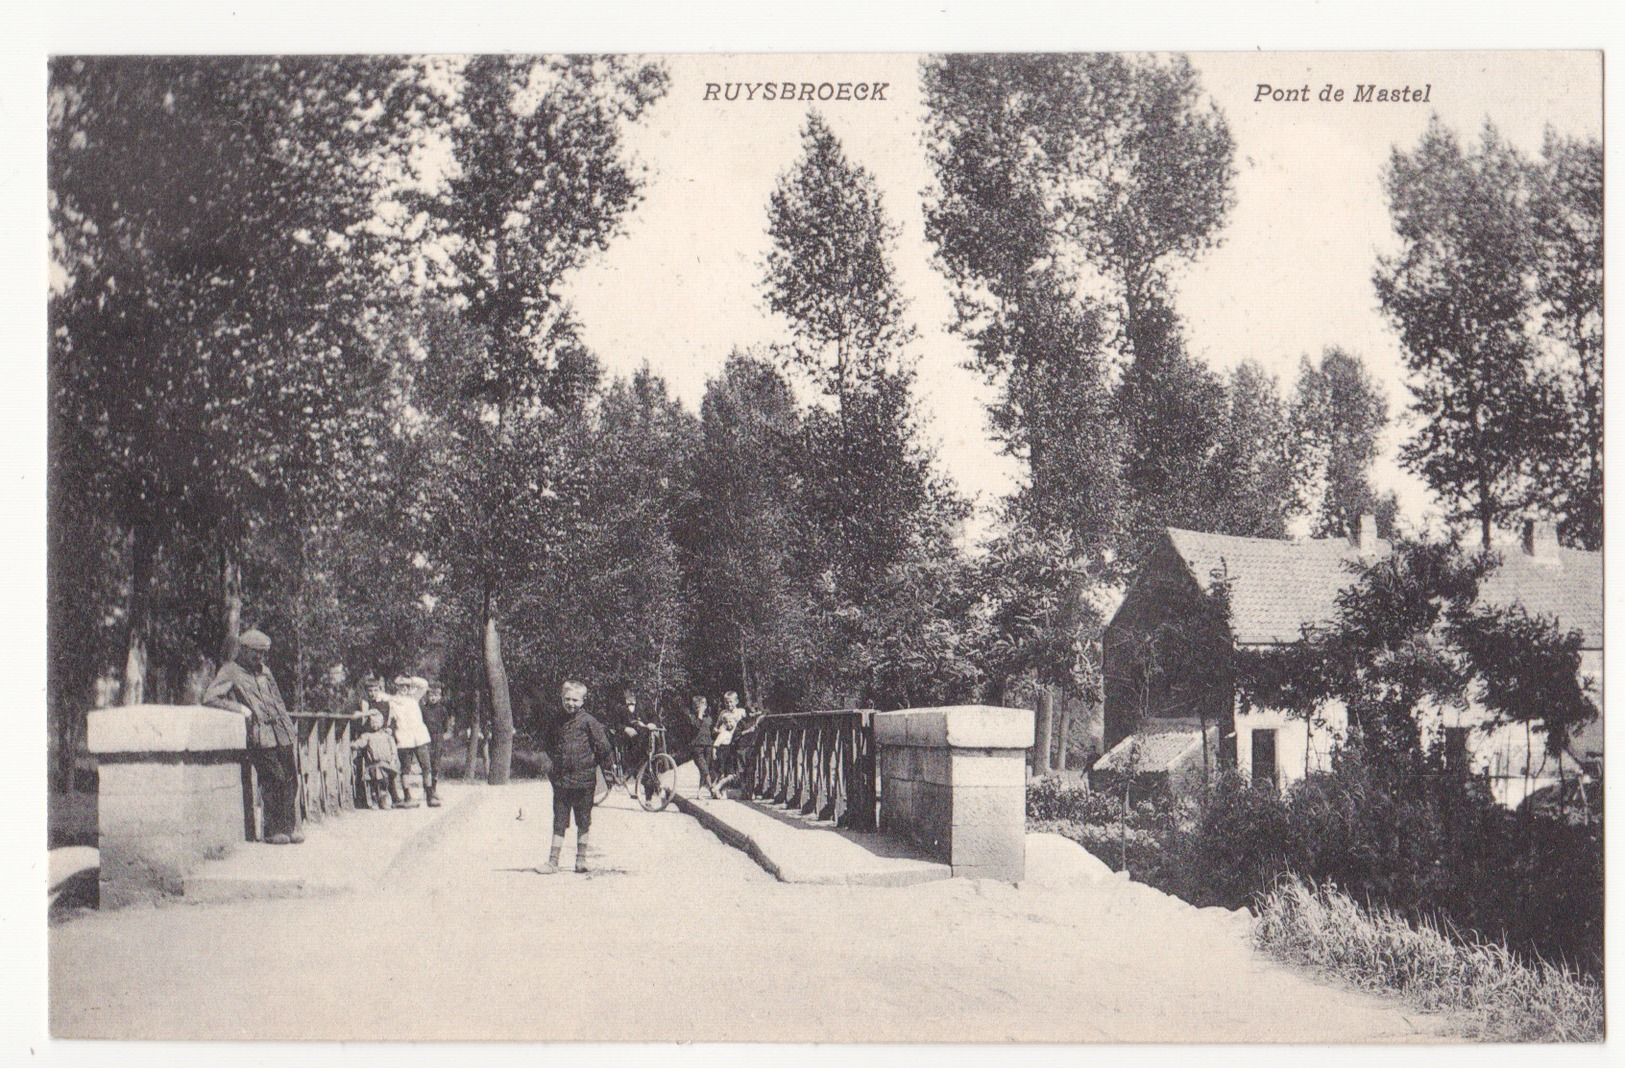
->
<box><xmin>203</xmin><ymin>628</ymin><xmax>303</xmax><ymax>845</ymax></box>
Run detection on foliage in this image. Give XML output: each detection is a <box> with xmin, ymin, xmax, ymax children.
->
<box><xmin>1205</xmin><ymin>361</ymin><xmax>1299</xmax><ymax>540</ymax></box>
<box><xmin>517</xmin><ymin>366</ymin><xmax>697</xmax><ymax>721</ymax></box>
<box><xmin>678</xmin><ymin>352</ymin><xmax>817</xmax><ymax>711</ymax></box>
<box><xmin>1289</xmin><ymin>348</ymin><xmax>1396</xmax><ymax>540</ymax></box>
<box><xmin>764</xmin><ymin>112</ymin><xmax>914</xmax><ymax>411</ymax></box>
<box><xmin>847</xmin><ymin>516</ymin><xmax>986</xmax><ymax>709</ymax></box>
<box><xmin>1374</xmin><ymin>119</ymin><xmax>1570</xmax><ymax>549</ymax></box>
<box><xmin>759</xmin><ymin>111</ymin><xmax>971</xmax><ymax>709</ymax></box>
<box><xmin>48</xmin><ymin>56</ymin><xmax>411</xmax><ymax>758</ymax></box>
<box><xmin>1528</xmin><ymin>131</ymin><xmax>1603</xmax><ymax>550</ymax></box>
<box><xmin>1030</xmin><ymin>754</ymin><xmax>1603</xmax><ymax>979</ymax></box>
<box><xmin>976</xmin><ymin>530</ymin><xmax>1107</xmax><ymax>703</ymax></box>
<box><xmin>1256</xmin><ymin>878</ymin><xmax>1601</xmax><ymax>1042</ymax></box>
<box><xmin>921</xmin><ymin>52</ymin><xmax>1241</xmax><ymax>579</ymax></box>
<box><xmin>1449</xmin><ymin>604</ymin><xmax>1596</xmax><ymax>757</ymax></box>
<box><xmin>391</xmin><ymin>56</ymin><xmax>668</xmax><ymax>780</ymax></box>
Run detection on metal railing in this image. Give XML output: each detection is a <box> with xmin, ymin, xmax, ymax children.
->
<box><xmin>738</xmin><ymin>709</ymin><xmax>878</xmax><ymax>830</ymax></box>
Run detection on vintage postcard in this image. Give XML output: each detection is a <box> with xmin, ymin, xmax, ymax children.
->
<box><xmin>41</xmin><ymin>42</ymin><xmax>1604</xmax><ymax>1050</ymax></box>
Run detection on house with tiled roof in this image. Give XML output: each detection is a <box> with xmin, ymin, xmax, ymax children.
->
<box><xmin>1099</xmin><ymin>517</ymin><xmax>1602</xmax><ymax>807</ymax></box>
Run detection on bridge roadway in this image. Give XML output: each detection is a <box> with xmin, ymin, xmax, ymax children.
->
<box><xmin>51</xmin><ymin>778</ymin><xmax>1455</xmax><ymax>1044</ymax></box>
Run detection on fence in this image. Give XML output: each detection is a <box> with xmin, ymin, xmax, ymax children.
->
<box><xmin>738</xmin><ymin>709</ymin><xmax>877</xmax><ymax>830</ymax></box>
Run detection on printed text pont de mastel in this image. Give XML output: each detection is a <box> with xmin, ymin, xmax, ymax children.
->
<box><xmin>1254</xmin><ymin>83</ymin><xmax>1433</xmax><ymax>104</ymax></box>
<box><xmin>704</xmin><ymin>81</ymin><xmax>890</xmax><ymax>102</ymax></box>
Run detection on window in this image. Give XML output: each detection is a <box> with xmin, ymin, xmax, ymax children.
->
<box><xmin>1251</xmin><ymin>729</ymin><xmax>1277</xmax><ymax>789</ymax></box>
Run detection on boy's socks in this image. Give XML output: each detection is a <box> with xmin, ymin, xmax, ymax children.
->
<box><xmin>575</xmin><ymin>835</ymin><xmax>590</xmax><ymax>872</ymax></box>
<box><xmin>539</xmin><ymin>835</ymin><xmax>564</xmax><ymax>875</ymax></box>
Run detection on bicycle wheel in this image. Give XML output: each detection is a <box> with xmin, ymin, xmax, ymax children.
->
<box><xmin>638</xmin><ymin>753</ymin><xmax>678</xmax><ymax>812</ymax></box>
<box><xmin>593</xmin><ymin>767</ymin><xmax>616</xmax><ymax>806</ymax></box>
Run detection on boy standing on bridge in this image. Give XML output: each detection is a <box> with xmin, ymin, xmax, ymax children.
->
<box><xmin>542</xmin><ymin>680</ymin><xmax>616</xmax><ymax>875</ymax></box>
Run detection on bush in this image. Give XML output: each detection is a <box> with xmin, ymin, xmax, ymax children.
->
<box><xmin>1257</xmin><ymin>877</ymin><xmax>1602</xmax><ymax>1042</ymax></box>
<box><xmin>1026</xmin><ymin>775</ymin><xmax>1120</xmax><ymax>823</ymax></box>
<box><xmin>1028</xmin><ymin>754</ymin><xmax>1604</xmax><ymax>978</ymax></box>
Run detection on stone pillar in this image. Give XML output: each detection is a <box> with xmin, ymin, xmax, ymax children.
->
<box><xmin>873</xmin><ymin>705</ymin><xmax>1034</xmax><ymax>881</ymax></box>
<box><xmin>87</xmin><ymin>705</ymin><xmax>248</xmax><ymax>908</ymax></box>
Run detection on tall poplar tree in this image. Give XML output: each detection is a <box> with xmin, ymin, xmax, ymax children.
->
<box><xmin>1375</xmin><ymin>119</ymin><xmax>1566</xmax><ymax>550</ymax></box>
<box><xmin>921</xmin><ymin>53</ymin><xmax>1236</xmax><ymax>572</ymax></box>
<box><xmin>1530</xmin><ymin>131</ymin><xmax>1603</xmax><ymax>549</ymax></box>
<box><xmin>1290</xmin><ymin>347</ymin><xmax>1395</xmax><ymax>540</ymax></box>
<box><xmin>763</xmin><ymin>112</ymin><xmax>950</xmax><ymax>596</ymax></box>
<box><xmin>404</xmin><ymin>55</ymin><xmax>668</xmax><ymax>782</ymax></box>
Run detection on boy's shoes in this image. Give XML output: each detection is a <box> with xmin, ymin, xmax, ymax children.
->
<box><xmin>575</xmin><ymin>859</ymin><xmax>590</xmax><ymax>873</ymax></box>
<box><xmin>289</xmin><ymin>831</ymin><xmax>306</xmax><ymax>845</ymax></box>
<box><xmin>426</xmin><ymin>795</ymin><xmax>443</xmax><ymax>808</ymax></box>
<box><xmin>536</xmin><ymin>861</ymin><xmax>559</xmax><ymax>875</ymax></box>
<box><xmin>398</xmin><ymin>799</ymin><xmax>421</xmax><ymax>809</ymax></box>
<box><xmin>266</xmin><ymin>834</ymin><xmax>291</xmax><ymax>845</ymax></box>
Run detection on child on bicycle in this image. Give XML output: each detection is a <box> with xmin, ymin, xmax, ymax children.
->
<box><xmin>542</xmin><ymin>680</ymin><xmax>616</xmax><ymax>875</ymax></box>
<box><xmin>619</xmin><ymin>704</ymin><xmax>671</xmax><ymax>807</ymax></box>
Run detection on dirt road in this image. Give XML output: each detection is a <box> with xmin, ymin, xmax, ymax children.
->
<box><xmin>51</xmin><ymin>780</ymin><xmax>1454</xmax><ymax>1043</ymax></box>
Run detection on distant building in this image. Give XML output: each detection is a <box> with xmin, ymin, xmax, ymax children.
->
<box><xmin>1099</xmin><ymin>517</ymin><xmax>1601</xmax><ymax>808</ymax></box>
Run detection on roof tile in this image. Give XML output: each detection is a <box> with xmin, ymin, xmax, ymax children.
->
<box><xmin>1162</xmin><ymin>528</ymin><xmax>1601</xmax><ymax>648</ymax></box>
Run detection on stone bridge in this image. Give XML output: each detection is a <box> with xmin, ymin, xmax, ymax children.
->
<box><xmin>48</xmin><ymin>704</ymin><xmax>1455</xmax><ymax>1043</ymax></box>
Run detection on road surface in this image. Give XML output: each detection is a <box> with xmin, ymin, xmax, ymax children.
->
<box><xmin>51</xmin><ymin>780</ymin><xmax>1454</xmax><ymax>1043</ymax></box>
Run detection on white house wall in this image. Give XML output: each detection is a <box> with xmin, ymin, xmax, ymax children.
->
<box><xmin>1234</xmin><ymin>700</ymin><xmax>1348</xmax><ymax>787</ymax></box>
<box><xmin>1233</xmin><ymin>646</ymin><xmax>1601</xmax><ymax>809</ymax></box>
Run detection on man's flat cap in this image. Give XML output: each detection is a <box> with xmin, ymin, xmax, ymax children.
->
<box><xmin>238</xmin><ymin>629</ymin><xmax>272</xmax><ymax>651</ymax></box>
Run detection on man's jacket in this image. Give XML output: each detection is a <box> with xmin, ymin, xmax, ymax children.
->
<box><xmin>547</xmin><ymin>711</ymin><xmax>614</xmax><ymax>790</ymax></box>
<box><xmin>203</xmin><ymin>660</ymin><xmax>296</xmax><ymax>749</ymax></box>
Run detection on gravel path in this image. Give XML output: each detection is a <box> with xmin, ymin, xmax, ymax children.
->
<box><xmin>51</xmin><ymin>781</ymin><xmax>1455</xmax><ymax>1043</ymax></box>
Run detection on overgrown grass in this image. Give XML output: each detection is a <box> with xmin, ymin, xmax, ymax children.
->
<box><xmin>1028</xmin><ymin>758</ymin><xmax>1604</xmax><ymax>978</ymax></box>
<box><xmin>1255</xmin><ymin>877</ymin><xmax>1603</xmax><ymax>1043</ymax></box>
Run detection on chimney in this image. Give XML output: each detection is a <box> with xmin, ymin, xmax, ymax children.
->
<box><xmin>1353</xmin><ymin>513</ymin><xmax>1377</xmax><ymax>554</ymax></box>
<box><xmin>1522</xmin><ymin>519</ymin><xmax>1560</xmax><ymax>562</ymax></box>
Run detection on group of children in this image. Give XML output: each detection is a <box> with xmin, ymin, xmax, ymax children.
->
<box><xmin>686</xmin><ymin>690</ymin><xmax>752</xmax><ymax>798</ymax></box>
<box><xmin>352</xmin><ymin>674</ymin><xmax>442</xmax><ymax>810</ymax></box>
<box><xmin>539</xmin><ymin>683</ymin><xmax>756</xmax><ymax>874</ymax></box>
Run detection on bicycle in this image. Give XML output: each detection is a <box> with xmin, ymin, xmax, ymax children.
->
<box><xmin>595</xmin><ymin>719</ymin><xmax>678</xmax><ymax>812</ymax></box>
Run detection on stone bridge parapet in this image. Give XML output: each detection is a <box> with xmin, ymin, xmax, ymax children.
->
<box><xmin>873</xmin><ymin>705</ymin><xmax>1034</xmax><ymax>881</ymax></box>
<box><xmin>87</xmin><ymin>705</ymin><xmax>250</xmax><ymax>908</ymax></box>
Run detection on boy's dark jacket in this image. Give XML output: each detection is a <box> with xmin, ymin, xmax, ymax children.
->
<box><xmin>547</xmin><ymin>710</ymin><xmax>614</xmax><ymax>789</ymax></box>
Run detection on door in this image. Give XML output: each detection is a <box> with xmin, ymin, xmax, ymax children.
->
<box><xmin>1251</xmin><ymin>728</ymin><xmax>1278</xmax><ymax>789</ymax></box>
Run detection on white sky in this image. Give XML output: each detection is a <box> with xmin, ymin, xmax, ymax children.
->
<box><xmin>563</xmin><ymin>50</ymin><xmax>1602</xmax><ymax>541</ymax></box>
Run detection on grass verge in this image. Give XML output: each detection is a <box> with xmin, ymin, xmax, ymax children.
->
<box><xmin>1255</xmin><ymin>876</ymin><xmax>1602</xmax><ymax>1042</ymax></box>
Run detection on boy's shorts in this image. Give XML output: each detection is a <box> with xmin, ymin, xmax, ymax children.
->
<box><xmin>552</xmin><ymin>785</ymin><xmax>595</xmax><ymax>836</ymax></box>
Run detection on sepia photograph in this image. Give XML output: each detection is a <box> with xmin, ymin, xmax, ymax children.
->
<box><xmin>37</xmin><ymin>27</ymin><xmax>1605</xmax><ymax>1051</ymax></box>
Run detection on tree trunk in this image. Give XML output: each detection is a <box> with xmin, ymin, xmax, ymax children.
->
<box><xmin>466</xmin><ymin>694</ymin><xmax>483</xmax><ymax>782</ymax></box>
<box><xmin>219</xmin><ymin>540</ymin><xmax>243</xmax><ymax>664</ymax></box>
<box><xmin>119</xmin><ymin>523</ymin><xmax>155</xmax><ymax>706</ymax></box>
<box><xmin>1054</xmin><ymin>685</ymin><xmax>1072</xmax><ymax>771</ymax></box>
<box><xmin>1033</xmin><ymin>687</ymin><xmax>1055</xmax><ymax>776</ymax></box>
<box><xmin>484</xmin><ymin>613</ymin><xmax>515</xmax><ymax>785</ymax></box>
<box><xmin>1199</xmin><ymin>710</ymin><xmax>1210</xmax><ymax>787</ymax></box>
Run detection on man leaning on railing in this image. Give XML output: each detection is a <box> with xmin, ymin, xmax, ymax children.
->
<box><xmin>202</xmin><ymin>628</ymin><xmax>304</xmax><ymax>845</ymax></box>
